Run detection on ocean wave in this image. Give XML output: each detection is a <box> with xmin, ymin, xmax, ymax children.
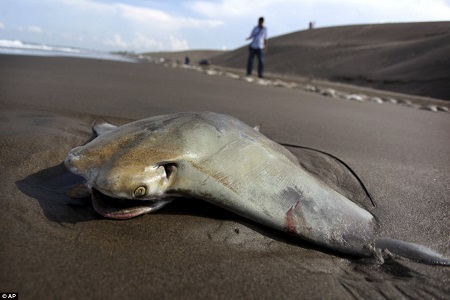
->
<box><xmin>0</xmin><ymin>39</ymin><xmax>137</xmax><ymax>63</ymax></box>
<box><xmin>0</xmin><ymin>39</ymin><xmax>82</xmax><ymax>53</ymax></box>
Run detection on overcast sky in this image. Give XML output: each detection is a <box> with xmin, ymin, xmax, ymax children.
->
<box><xmin>1</xmin><ymin>0</ymin><xmax>449</xmax><ymax>52</ymax></box>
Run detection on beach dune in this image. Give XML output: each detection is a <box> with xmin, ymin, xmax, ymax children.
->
<box><xmin>212</xmin><ymin>22</ymin><xmax>450</xmax><ymax>100</ymax></box>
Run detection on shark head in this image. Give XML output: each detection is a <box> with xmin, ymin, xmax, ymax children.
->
<box><xmin>64</xmin><ymin>119</ymin><xmax>183</xmax><ymax>219</ymax></box>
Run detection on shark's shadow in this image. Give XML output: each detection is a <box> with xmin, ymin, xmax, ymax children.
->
<box><xmin>16</xmin><ymin>163</ymin><xmax>98</xmax><ymax>223</ymax></box>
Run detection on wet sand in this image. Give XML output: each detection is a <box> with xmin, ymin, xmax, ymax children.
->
<box><xmin>0</xmin><ymin>54</ymin><xmax>449</xmax><ymax>299</ymax></box>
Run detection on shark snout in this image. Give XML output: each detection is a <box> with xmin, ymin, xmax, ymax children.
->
<box><xmin>65</xmin><ymin>146</ymin><xmax>103</xmax><ymax>184</ymax></box>
<box><xmin>64</xmin><ymin>147</ymin><xmax>84</xmax><ymax>174</ymax></box>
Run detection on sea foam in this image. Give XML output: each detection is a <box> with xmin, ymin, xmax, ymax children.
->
<box><xmin>0</xmin><ymin>39</ymin><xmax>137</xmax><ymax>63</ymax></box>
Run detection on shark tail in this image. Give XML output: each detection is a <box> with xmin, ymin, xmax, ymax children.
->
<box><xmin>375</xmin><ymin>238</ymin><xmax>450</xmax><ymax>266</ymax></box>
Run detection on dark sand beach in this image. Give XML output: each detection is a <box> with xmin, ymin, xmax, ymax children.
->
<box><xmin>1</xmin><ymin>53</ymin><xmax>449</xmax><ymax>299</ymax></box>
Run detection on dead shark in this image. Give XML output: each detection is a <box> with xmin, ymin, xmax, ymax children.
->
<box><xmin>64</xmin><ymin>112</ymin><xmax>449</xmax><ymax>265</ymax></box>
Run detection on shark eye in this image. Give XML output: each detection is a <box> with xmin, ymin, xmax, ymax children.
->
<box><xmin>133</xmin><ymin>186</ymin><xmax>146</xmax><ymax>198</ymax></box>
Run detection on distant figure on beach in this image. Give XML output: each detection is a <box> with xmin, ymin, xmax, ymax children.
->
<box><xmin>184</xmin><ymin>56</ymin><xmax>190</xmax><ymax>65</ymax></box>
<box><xmin>309</xmin><ymin>21</ymin><xmax>315</xmax><ymax>30</ymax></box>
<box><xmin>246</xmin><ymin>17</ymin><xmax>267</xmax><ymax>78</ymax></box>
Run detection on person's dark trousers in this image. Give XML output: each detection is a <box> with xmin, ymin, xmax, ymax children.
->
<box><xmin>246</xmin><ymin>47</ymin><xmax>264</xmax><ymax>78</ymax></box>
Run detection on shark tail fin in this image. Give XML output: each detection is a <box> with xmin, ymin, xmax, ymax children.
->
<box><xmin>375</xmin><ymin>238</ymin><xmax>450</xmax><ymax>266</ymax></box>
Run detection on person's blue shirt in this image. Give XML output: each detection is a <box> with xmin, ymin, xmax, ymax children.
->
<box><xmin>249</xmin><ymin>26</ymin><xmax>267</xmax><ymax>49</ymax></box>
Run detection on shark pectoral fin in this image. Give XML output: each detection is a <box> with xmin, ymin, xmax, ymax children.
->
<box><xmin>253</xmin><ymin>124</ymin><xmax>262</xmax><ymax>132</ymax></box>
<box><xmin>92</xmin><ymin>119</ymin><xmax>118</xmax><ymax>136</ymax></box>
<box><xmin>279</xmin><ymin>144</ymin><xmax>375</xmax><ymax>208</ymax></box>
<box><xmin>375</xmin><ymin>238</ymin><xmax>450</xmax><ymax>266</ymax></box>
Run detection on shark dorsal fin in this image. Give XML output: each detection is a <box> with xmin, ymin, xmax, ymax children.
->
<box><xmin>92</xmin><ymin>119</ymin><xmax>118</xmax><ymax>136</ymax></box>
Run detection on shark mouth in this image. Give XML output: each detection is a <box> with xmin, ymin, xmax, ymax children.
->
<box><xmin>91</xmin><ymin>188</ymin><xmax>171</xmax><ymax>219</ymax></box>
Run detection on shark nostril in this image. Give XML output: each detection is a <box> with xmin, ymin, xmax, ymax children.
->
<box><xmin>65</xmin><ymin>153</ymin><xmax>75</xmax><ymax>166</ymax></box>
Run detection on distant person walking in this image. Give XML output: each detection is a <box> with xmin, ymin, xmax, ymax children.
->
<box><xmin>246</xmin><ymin>17</ymin><xmax>267</xmax><ymax>78</ymax></box>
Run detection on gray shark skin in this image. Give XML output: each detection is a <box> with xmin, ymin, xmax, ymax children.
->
<box><xmin>64</xmin><ymin>112</ymin><xmax>449</xmax><ymax>265</ymax></box>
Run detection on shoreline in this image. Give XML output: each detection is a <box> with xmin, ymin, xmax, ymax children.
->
<box><xmin>0</xmin><ymin>47</ymin><xmax>139</xmax><ymax>63</ymax></box>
